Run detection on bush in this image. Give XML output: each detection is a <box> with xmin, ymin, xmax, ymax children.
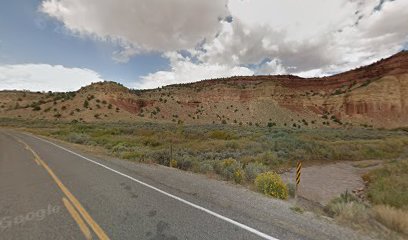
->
<box><xmin>325</xmin><ymin>191</ymin><xmax>369</xmax><ymax>225</ymax></box>
<box><xmin>208</xmin><ymin>130</ymin><xmax>235</xmax><ymax>140</ymax></box>
<box><xmin>66</xmin><ymin>133</ymin><xmax>90</xmax><ymax>144</ymax></box>
<box><xmin>330</xmin><ymin>201</ymin><xmax>368</xmax><ymax>225</ymax></box>
<box><xmin>176</xmin><ymin>157</ymin><xmax>193</xmax><ymax>171</ymax></box>
<box><xmin>233</xmin><ymin>168</ymin><xmax>244</xmax><ymax>184</ymax></box>
<box><xmin>255</xmin><ymin>151</ymin><xmax>282</xmax><ymax>166</ymax></box>
<box><xmin>221</xmin><ymin>158</ymin><xmax>241</xmax><ymax>180</ymax></box>
<box><xmin>213</xmin><ymin>158</ymin><xmax>244</xmax><ymax>183</ymax></box>
<box><xmin>365</xmin><ymin>160</ymin><xmax>408</xmax><ymax>210</ymax></box>
<box><xmin>267</xmin><ymin>122</ymin><xmax>276</xmax><ymax>128</ymax></box>
<box><xmin>32</xmin><ymin>106</ymin><xmax>41</xmax><ymax>111</ymax></box>
<box><xmin>148</xmin><ymin>150</ymin><xmax>170</xmax><ymax>166</ymax></box>
<box><xmin>121</xmin><ymin>151</ymin><xmax>142</xmax><ymax>161</ymax></box>
<box><xmin>170</xmin><ymin>159</ymin><xmax>177</xmax><ymax>168</ymax></box>
<box><xmin>325</xmin><ymin>190</ymin><xmax>358</xmax><ymax>216</ymax></box>
<box><xmin>255</xmin><ymin>172</ymin><xmax>288</xmax><ymax>199</ymax></box>
<box><xmin>199</xmin><ymin>161</ymin><xmax>214</xmax><ymax>174</ymax></box>
<box><xmin>373</xmin><ymin>205</ymin><xmax>408</xmax><ymax>235</ymax></box>
<box><xmin>244</xmin><ymin>162</ymin><xmax>268</xmax><ymax>181</ymax></box>
<box><xmin>142</xmin><ymin>137</ymin><xmax>161</xmax><ymax>147</ymax></box>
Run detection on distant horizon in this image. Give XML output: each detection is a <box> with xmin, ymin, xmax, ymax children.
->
<box><xmin>1</xmin><ymin>49</ymin><xmax>405</xmax><ymax>93</ymax></box>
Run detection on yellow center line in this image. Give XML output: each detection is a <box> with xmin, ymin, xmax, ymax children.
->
<box><xmin>62</xmin><ymin>197</ymin><xmax>93</xmax><ymax>240</ymax></box>
<box><xmin>16</xmin><ymin>138</ymin><xmax>110</xmax><ymax>240</ymax></box>
<box><xmin>17</xmin><ymin>139</ymin><xmax>41</xmax><ymax>166</ymax></box>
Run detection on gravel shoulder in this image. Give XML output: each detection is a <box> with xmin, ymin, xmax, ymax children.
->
<box><xmin>281</xmin><ymin>160</ymin><xmax>382</xmax><ymax>206</ymax></box>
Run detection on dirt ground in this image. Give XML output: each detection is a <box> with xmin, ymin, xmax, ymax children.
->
<box><xmin>281</xmin><ymin>160</ymin><xmax>383</xmax><ymax>206</ymax></box>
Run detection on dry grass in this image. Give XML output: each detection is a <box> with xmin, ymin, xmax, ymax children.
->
<box><xmin>373</xmin><ymin>205</ymin><xmax>408</xmax><ymax>235</ymax></box>
<box><xmin>352</xmin><ymin>161</ymin><xmax>380</xmax><ymax>168</ymax></box>
<box><xmin>365</xmin><ymin>159</ymin><xmax>408</xmax><ymax>210</ymax></box>
<box><xmin>325</xmin><ymin>191</ymin><xmax>370</xmax><ymax>227</ymax></box>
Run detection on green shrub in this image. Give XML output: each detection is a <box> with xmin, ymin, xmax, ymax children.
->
<box><xmin>233</xmin><ymin>168</ymin><xmax>244</xmax><ymax>184</ymax></box>
<box><xmin>208</xmin><ymin>130</ymin><xmax>235</xmax><ymax>140</ymax></box>
<box><xmin>325</xmin><ymin>191</ymin><xmax>369</xmax><ymax>225</ymax></box>
<box><xmin>325</xmin><ymin>191</ymin><xmax>359</xmax><ymax>217</ymax></box>
<box><xmin>244</xmin><ymin>162</ymin><xmax>268</xmax><ymax>181</ymax></box>
<box><xmin>365</xmin><ymin>160</ymin><xmax>408</xmax><ymax>210</ymax></box>
<box><xmin>267</xmin><ymin>122</ymin><xmax>276</xmax><ymax>128</ymax></box>
<box><xmin>148</xmin><ymin>150</ymin><xmax>170</xmax><ymax>166</ymax></box>
<box><xmin>255</xmin><ymin>172</ymin><xmax>288</xmax><ymax>199</ymax></box>
<box><xmin>255</xmin><ymin>151</ymin><xmax>282</xmax><ymax>166</ymax></box>
<box><xmin>213</xmin><ymin>158</ymin><xmax>244</xmax><ymax>183</ymax></box>
<box><xmin>142</xmin><ymin>137</ymin><xmax>161</xmax><ymax>147</ymax></box>
<box><xmin>199</xmin><ymin>161</ymin><xmax>214</xmax><ymax>173</ymax></box>
<box><xmin>66</xmin><ymin>133</ymin><xmax>90</xmax><ymax>144</ymax></box>
<box><xmin>121</xmin><ymin>151</ymin><xmax>142</xmax><ymax>161</ymax></box>
<box><xmin>176</xmin><ymin>157</ymin><xmax>193</xmax><ymax>171</ymax></box>
<box><xmin>221</xmin><ymin>158</ymin><xmax>241</xmax><ymax>179</ymax></box>
<box><xmin>170</xmin><ymin>159</ymin><xmax>177</xmax><ymax>168</ymax></box>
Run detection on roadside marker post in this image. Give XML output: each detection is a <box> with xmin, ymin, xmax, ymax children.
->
<box><xmin>295</xmin><ymin>161</ymin><xmax>302</xmax><ymax>201</ymax></box>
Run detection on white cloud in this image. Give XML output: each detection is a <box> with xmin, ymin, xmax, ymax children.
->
<box><xmin>39</xmin><ymin>0</ymin><xmax>408</xmax><ymax>88</ymax></box>
<box><xmin>228</xmin><ymin>0</ymin><xmax>358</xmax><ymax>43</ymax></box>
<box><xmin>198</xmin><ymin>0</ymin><xmax>407</xmax><ymax>73</ymax></box>
<box><xmin>0</xmin><ymin>64</ymin><xmax>104</xmax><ymax>92</ymax></box>
<box><xmin>135</xmin><ymin>52</ymin><xmax>253</xmax><ymax>89</ymax></box>
<box><xmin>256</xmin><ymin>59</ymin><xmax>287</xmax><ymax>75</ymax></box>
<box><xmin>40</xmin><ymin>0</ymin><xmax>228</xmax><ymax>55</ymax></box>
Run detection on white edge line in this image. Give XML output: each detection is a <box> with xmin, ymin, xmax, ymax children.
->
<box><xmin>26</xmin><ymin>133</ymin><xmax>279</xmax><ymax>240</ymax></box>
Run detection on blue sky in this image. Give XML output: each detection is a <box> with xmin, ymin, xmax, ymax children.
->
<box><xmin>0</xmin><ymin>0</ymin><xmax>168</xmax><ymax>88</ymax></box>
<box><xmin>0</xmin><ymin>0</ymin><xmax>407</xmax><ymax>91</ymax></box>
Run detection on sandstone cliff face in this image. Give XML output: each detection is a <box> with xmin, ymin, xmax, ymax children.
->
<box><xmin>1</xmin><ymin>51</ymin><xmax>407</xmax><ymax>128</ymax></box>
<box><xmin>338</xmin><ymin>74</ymin><xmax>408</xmax><ymax>127</ymax></box>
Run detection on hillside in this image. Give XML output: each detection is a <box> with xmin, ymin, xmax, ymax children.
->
<box><xmin>1</xmin><ymin>51</ymin><xmax>408</xmax><ymax>128</ymax></box>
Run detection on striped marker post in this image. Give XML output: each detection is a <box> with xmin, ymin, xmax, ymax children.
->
<box><xmin>295</xmin><ymin>161</ymin><xmax>302</xmax><ymax>201</ymax></box>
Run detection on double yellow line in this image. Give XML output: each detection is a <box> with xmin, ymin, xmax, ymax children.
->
<box><xmin>17</xmin><ymin>139</ymin><xmax>110</xmax><ymax>240</ymax></box>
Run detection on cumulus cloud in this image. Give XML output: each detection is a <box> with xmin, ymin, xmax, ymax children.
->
<box><xmin>40</xmin><ymin>0</ymin><xmax>228</xmax><ymax>56</ymax></box>
<box><xmin>135</xmin><ymin>52</ymin><xmax>253</xmax><ymax>89</ymax></box>
<box><xmin>138</xmin><ymin>0</ymin><xmax>408</xmax><ymax>88</ymax></box>
<box><xmin>255</xmin><ymin>59</ymin><xmax>287</xmax><ymax>75</ymax></box>
<box><xmin>0</xmin><ymin>64</ymin><xmax>104</xmax><ymax>92</ymax></box>
<box><xmin>198</xmin><ymin>0</ymin><xmax>408</xmax><ymax>73</ymax></box>
<box><xmin>40</xmin><ymin>0</ymin><xmax>408</xmax><ymax>88</ymax></box>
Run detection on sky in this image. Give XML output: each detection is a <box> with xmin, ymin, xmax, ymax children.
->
<box><xmin>0</xmin><ymin>0</ymin><xmax>407</xmax><ymax>91</ymax></box>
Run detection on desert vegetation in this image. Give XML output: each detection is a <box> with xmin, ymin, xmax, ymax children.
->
<box><xmin>325</xmin><ymin>160</ymin><xmax>408</xmax><ymax>238</ymax></box>
<box><xmin>1</xmin><ymin>117</ymin><xmax>407</xmax><ymax>179</ymax></box>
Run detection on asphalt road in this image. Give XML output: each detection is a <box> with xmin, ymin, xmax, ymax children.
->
<box><xmin>0</xmin><ymin>130</ymin><xmax>365</xmax><ymax>240</ymax></box>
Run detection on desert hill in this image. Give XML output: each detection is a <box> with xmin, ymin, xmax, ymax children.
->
<box><xmin>1</xmin><ymin>51</ymin><xmax>407</xmax><ymax>128</ymax></box>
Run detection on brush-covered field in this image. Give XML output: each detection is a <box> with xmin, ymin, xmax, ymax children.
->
<box><xmin>2</xmin><ymin>118</ymin><xmax>407</xmax><ymax>182</ymax></box>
